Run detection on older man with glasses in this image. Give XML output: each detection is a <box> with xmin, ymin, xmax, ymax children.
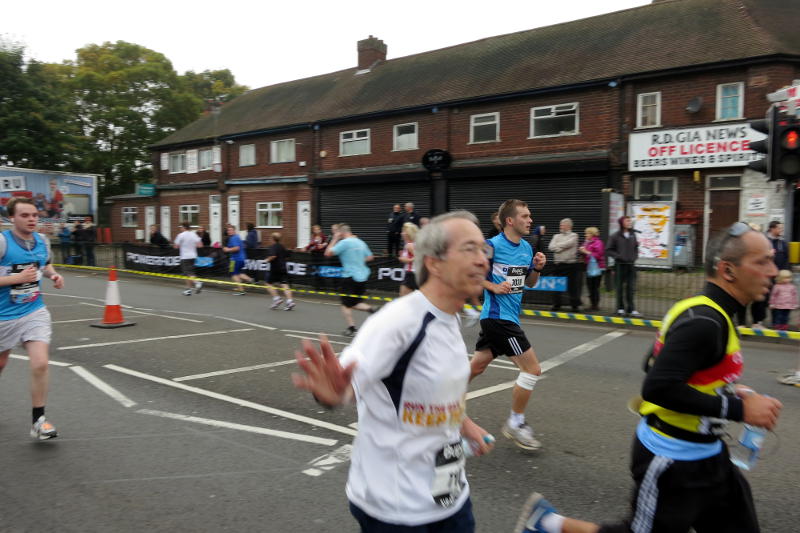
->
<box><xmin>515</xmin><ymin>221</ymin><xmax>783</xmax><ymax>533</ymax></box>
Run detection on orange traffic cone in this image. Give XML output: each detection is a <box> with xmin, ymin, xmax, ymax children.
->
<box><xmin>91</xmin><ymin>267</ymin><xmax>136</xmax><ymax>329</ymax></box>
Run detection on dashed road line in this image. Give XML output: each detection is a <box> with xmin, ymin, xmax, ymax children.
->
<box><xmin>284</xmin><ymin>334</ymin><xmax>350</xmax><ymax>346</ymax></box>
<box><xmin>58</xmin><ymin>329</ymin><xmax>254</xmax><ymax>350</ymax></box>
<box><xmin>71</xmin><ymin>366</ymin><xmax>137</xmax><ymax>408</ymax></box>
<box><xmin>302</xmin><ymin>444</ymin><xmax>353</xmax><ymax>476</ymax></box>
<box><xmin>9</xmin><ymin>353</ymin><xmax>72</xmax><ymax>366</ymax></box>
<box><xmin>173</xmin><ymin>359</ymin><xmax>299</xmax><ymax>382</ymax></box>
<box><xmin>79</xmin><ymin>302</ymin><xmax>204</xmax><ymax>323</ymax></box>
<box><xmin>213</xmin><ymin>316</ymin><xmax>276</xmax><ymax>330</ymax></box>
<box><xmin>281</xmin><ymin>329</ymin><xmax>349</xmax><ymax>338</ymax></box>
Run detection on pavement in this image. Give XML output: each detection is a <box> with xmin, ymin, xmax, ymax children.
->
<box><xmin>0</xmin><ymin>270</ymin><xmax>798</xmax><ymax>532</ymax></box>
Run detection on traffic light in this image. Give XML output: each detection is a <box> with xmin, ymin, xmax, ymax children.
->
<box><xmin>774</xmin><ymin>115</ymin><xmax>800</xmax><ymax>181</ymax></box>
<box><xmin>747</xmin><ymin>106</ymin><xmax>776</xmax><ymax>176</ymax></box>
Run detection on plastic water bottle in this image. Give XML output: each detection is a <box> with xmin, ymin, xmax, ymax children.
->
<box><xmin>461</xmin><ymin>434</ymin><xmax>496</xmax><ymax>457</ymax></box>
<box><xmin>730</xmin><ymin>425</ymin><xmax>767</xmax><ymax>471</ymax></box>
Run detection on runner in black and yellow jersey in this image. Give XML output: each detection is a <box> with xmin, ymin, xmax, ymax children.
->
<box><xmin>515</xmin><ymin>222</ymin><xmax>783</xmax><ymax>533</ymax></box>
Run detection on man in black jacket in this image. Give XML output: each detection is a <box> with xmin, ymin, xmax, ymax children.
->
<box><xmin>149</xmin><ymin>225</ymin><xmax>170</xmax><ymax>248</ymax></box>
<box><xmin>606</xmin><ymin>216</ymin><xmax>639</xmax><ymax>317</ymax></box>
<box><xmin>386</xmin><ymin>204</ymin><xmax>403</xmax><ymax>256</ymax></box>
<box><xmin>401</xmin><ymin>202</ymin><xmax>421</xmax><ymax>228</ymax></box>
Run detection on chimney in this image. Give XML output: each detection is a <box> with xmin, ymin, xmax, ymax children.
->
<box><xmin>357</xmin><ymin>36</ymin><xmax>387</xmax><ymax>70</ymax></box>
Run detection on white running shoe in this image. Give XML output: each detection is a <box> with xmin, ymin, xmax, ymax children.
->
<box><xmin>270</xmin><ymin>297</ymin><xmax>284</xmax><ymax>309</ymax></box>
<box><xmin>463</xmin><ymin>307</ymin><xmax>481</xmax><ymax>328</ymax></box>
<box><xmin>502</xmin><ymin>422</ymin><xmax>541</xmax><ymax>450</ymax></box>
<box><xmin>778</xmin><ymin>373</ymin><xmax>800</xmax><ymax>386</ymax></box>
<box><xmin>31</xmin><ymin>416</ymin><xmax>58</xmax><ymax>440</ymax></box>
<box><xmin>183</xmin><ymin>289</ymin><xmax>193</xmax><ymax>296</ymax></box>
<box><xmin>284</xmin><ymin>300</ymin><xmax>295</xmax><ymax>311</ymax></box>
<box><xmin>630</xmin><ymin>310</ymin><xmax>642</xmax><ymax>317</ymax></box>
<box><xmin>194</xmin><ymin>281</ymin><xmax>203</xmax><ymax>294</ymax></box>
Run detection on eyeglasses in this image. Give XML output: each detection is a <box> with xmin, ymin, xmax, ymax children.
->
<box><xmin>455</xmin><ymin>242</ymin><xmax>494</xmax><ymax>259</ymax></box>
<box><xmin>713</xmin><ymin>221</ymin><xmax>752</xmax><ymax>263</ymax></box>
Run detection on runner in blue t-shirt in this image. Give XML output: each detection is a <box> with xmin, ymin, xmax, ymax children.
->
<box><xmin>470</xmin><ymin>199</ymin><xmax>547</xmax><ymax>450</ymax></box>
<box><xmin>222</xmin><ymin>225</ymin><xmax>255</xmax><ymax>295</ymax></box>
<box><xmin>325</xmin><ymin>223</ymin><xmax>376</xmax><ymax>336</ymax></box>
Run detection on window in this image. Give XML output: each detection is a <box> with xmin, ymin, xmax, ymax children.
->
<box><xmin>122</xmin><ymin>207</ymin><xmax>138</xmax><ymax>227</ymax></box>
<box><xmin>717</xmin><ymin>82</ymin><xmax>744</xmax><ymax>120</ymax></box>
<box><xmin>635</xmin><ymin>177</ymin><xmax>675</xmax><ymax>201</ymax></box>
<box><xmin>256</xmin><ymin>202</ymin><xmax>283</xmax><ymax>227</ymax></box>
<box><xmin>199</xmin><ymin>149</ymin><xmax>213</xmax><ymax>170</ymax></box>
<box><xmin>637</xmin><ymin>92</ymin><xmax>661</xmax><ymax>128</ymax></box>
<box><xmin>393</xmin><ymin>123</ymin><xmax>418</xmax><ymax>151</ymax></box>
<box><xmin>530</xmin><ymin>103</ymin><xmax>578</xmax><ymax>138</ymax></box>
<box><xmin>239</xmin><ymin>144</ymin><xmax>256</xmax><ymax>166</ymax></box>
<box><xmin>179</xmin><ymin>205</ymin><xmax>200</xmax><ymax>226</ymax></box>
<box><xmin>168</xmin><ymin>153</ymin><xmax>186</xmax><ymax>174</ymax></box>
<box><xmin>470</xmin><ymin>113</ymin><xmax>499</xmax><ymax>143</ymax></box>
<box><xmin>340</xmin><ymin>129</ymin><xmax>370</xmax><ymax>156</ymax></box>
<box><xmin>270</xmin><ymin>139</ymin><xmax>296</xmax><ymax>163</ymax></box>
<box><xmin>0</xmin><ymin>175</ymin><xmax>25</xmax><ymax>191</ymax></box>
<box><xmin>708</xmin><ymin>175</ymin><xmax>742</xmax><ymax>189</ymax></box>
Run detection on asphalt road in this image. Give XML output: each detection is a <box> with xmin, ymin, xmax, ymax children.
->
<box><xmin>0</xmin><ymin>271</ymin><xmax>797</xmax><ymax>532</ymax></box>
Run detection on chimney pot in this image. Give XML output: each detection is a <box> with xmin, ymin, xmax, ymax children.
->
<box><xmin>357</xmin><ymin>36</ymin><xmax>387</xmax><ymax>70</ymax></box>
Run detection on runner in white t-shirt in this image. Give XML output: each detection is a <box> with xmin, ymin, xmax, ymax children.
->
<box><xmin>173</xmin><ymin>223</ymin><xmax>203</xmax><ymax>295</ymax></box>
<box><xmin>293</xmin><ymin>211</ymin><xmax>494</xmax><ymax>531</ymax></box>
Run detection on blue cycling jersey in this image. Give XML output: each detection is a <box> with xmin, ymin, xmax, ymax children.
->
<box><xmin>480</xmin><ymin>232</ymin><xmax>535</xmax><ymax>324</ymax></box>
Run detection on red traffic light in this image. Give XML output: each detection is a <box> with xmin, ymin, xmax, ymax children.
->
<box><xmin>782</xmin><ymin>129</ymin><xmax>800</xmax><ymax>150</ymax></box>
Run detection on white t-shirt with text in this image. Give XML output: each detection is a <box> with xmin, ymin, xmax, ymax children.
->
<box><xmin>174</xmin><ymin>230</ymin><xmax>201</xmax><ymax>260</ymax></box>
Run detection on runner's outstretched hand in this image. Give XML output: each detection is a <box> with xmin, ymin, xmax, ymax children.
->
<box><xmin>292</xmin><ymin>336</ymin><xmax>355</xmax><ymax>407</ymax></box>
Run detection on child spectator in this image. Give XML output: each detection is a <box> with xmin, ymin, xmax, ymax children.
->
<box><xmin>769</xmin><ymin>269</ymin><xmax>797</xmax><ymax>331</ymax></box>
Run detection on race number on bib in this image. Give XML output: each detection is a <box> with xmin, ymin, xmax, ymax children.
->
<box><xmin>505</xmin><ymin>266</ymin><xmax>527</xmax><ymax>294</ymax></box>
<box><xmin>9</xmin><ymin>262</ymin><xmax>41</xmax><ymax>305</ymax></box>
<box><xmin>431</xmin><ymin>441</ymin><xmax>466</xmax><ymax>507</ymax></box>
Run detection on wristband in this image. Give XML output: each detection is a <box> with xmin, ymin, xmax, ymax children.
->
<box><xmin>532</xmin><ymin>267</ymin><xmax>543</xmax><ymax>273</ymax></box>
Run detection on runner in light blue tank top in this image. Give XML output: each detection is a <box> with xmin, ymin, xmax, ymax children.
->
<box><xmin>480</xmin><ymin>232</ymin><xmax>535</xmax><ymax>323</ymax></box>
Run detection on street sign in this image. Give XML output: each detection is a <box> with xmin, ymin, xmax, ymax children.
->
<box><xmin>136</xmin><ymin>183</ymin><xmax>156</xmax><ymax>197</ymax></box>
<box><xmin>422</xmin><ymin>149</ymin><xmax>452</xmax><ymax>172</ymax></box>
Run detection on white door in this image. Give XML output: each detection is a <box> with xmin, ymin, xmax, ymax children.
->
<box><xmin>297</xmin><ymin>200</ymin><xmax>311</xmax><ymax>249</ymax></box>
<box><xmin>228</xmin><ymin>195</ymin><xmax>240</xmax><ymax>231</ymax></box>
<box><xmin>160</xmin><ymin>206</ymin><xmax>171</xmax><ymax>240</ymax></box>
<box><xmin>209</xmin><ymin>195</ymin><xmax>222</xmax><ymax>245</ymax></box>
<box><xmin>145</xmin><ymin>206</ymin><xmax>156</xmax><ymax>235</ymax></box>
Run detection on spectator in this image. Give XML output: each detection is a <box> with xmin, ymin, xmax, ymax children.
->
<box><xmin>149</xmin><ymin>224</ymin><xmax>170</xmax><ymax>248</ymax></box>
<box><xmin>579</xmin><ymin>226</ymin><xmax>605</xmax><ymax>312</ymax></box>
<box><xmin>48</xmin><ymin>178</ymin><xmax>64</xmax><ymax>218</ymax></box>
<box><xmin>398</xmin><ymin>222</ymin><xmax>419</xmax><ymax>296</ymax></box>
<box><xmin>741</xmin><ymin>222</ymin><xmax>769</xmax><ymax>328</ymax></box>
<box><xmin>606</xmin><ymin>215</ymin><xmax>640</xmax><ymax>317</ymax></box>
<box><xmin>265</xmin><ymin>232</ymin><xmax>294</xmax><ymax>310</ymax></box>
<box><xmin>196</xmin><ymin>225</ymin><xmax>211</xmax><ymax>247</ymax></box>
<box><xmin>305</xmin><ymin>224</ymin><xmax>328</xmax><ymax>254</ymax></box>
<box><xmin>530</xmin><ymin>224</ymin><xmax>546</xmax><ymax>254</ymax></box>
<box><xmin>402</xmin><ymin>202</ymin><xmax>421</xmax><ymax>227</ymax></box>
<box><xmin>386</xmin><ymin>204</ymin><xmax>404</xmax><ymax>256</ymax></box>
<box><xmin>222</xmin><ymin>225</ymin><xmax>255</xmax><ymax>295</ymax></box>
<box><xmin>324</xmin><ymin>223</ymin><xmax>376</xmax><ymax>336</ymax></box>
<box><xmin>57</xmin><ymin>223</ymin><xmax>72</xmax><ymax>263</ymax></box>
<box><xmin>766</xmin><ymin>220</ymin><xmax>790</xmax><ymax>329</ymax></box>
<box><xmin>486</xmin><ymin>211</ymin><xmax>501</xmax><ymax>238</ymax></box>
<box><xmin>419</xmin><ymin>216</ymin><xmax>430</xmax><ymax>227</ymax></box>
<box><xmin>548</xmin><ymin>218</ymin><xmax>582</xmax><ymax>312</ymax></box>
<box><xmin>769</xmin><ymin>269</ymin><xmax>798</xmax><ymax>331</ymax></box>
<box><xmin>79</xmin><ymin>219</ymin><xmax>96</xmax><ymax>266</ymax></box>
<box><xmin>71</xmin><ymin>222</ymin><xmax>84</xmax><ymax>263</ymax></box>
<box><xmin>245</xmin><ymin>222</ymin><xmax>259</xmax><ymax>250</ymax></box>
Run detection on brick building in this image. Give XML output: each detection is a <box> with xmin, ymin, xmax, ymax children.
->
<box><xmin>109</xmin><ymin>0</ymin><xmax>800</xmax><ymax>262</ymax></box>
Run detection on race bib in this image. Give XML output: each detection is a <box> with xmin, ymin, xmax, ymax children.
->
<box><xmin>505</xmin><ymin>266</ymin><xmax>527</xmax><ymax>294</ymax></box>
<box><xmin>9</xmin><ymin>262</ymin><xmax>41</xmax><ymax>305</ymax></box>
<box><xmin>431</xmin><ymin>441</ymin><xmax>466</xmax><ymax>507</ymax></box>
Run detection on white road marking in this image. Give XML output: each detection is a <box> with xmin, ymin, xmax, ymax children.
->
<box><xmin>302</xmin><ymin>444</ymin><xmax>353</xmax><ymax>476</ymax></box>
<box><xmin>105</xmin><ymin>364</ymin><xmax>358</xmax><ymax>437</ymax></box>
<box><xmin>79</xmin><ymin>302</ymin><xmax>203</xmax><ymax>323</ymax></box>
<box><xmin>58</xmin><ymin>329</ymin><xmax>254</xmax><ymax>350</ymax></box>
<box><xmin>42</xmin><ymin>292</ymin><xmax>105</xmax><ymax>303</ymax></box>
<box><xmin>137</xmin><ymin>409</ymin><xmax>337</xmax><ymax>446</ymax></box>
<box><xmin>173</xmin><ymin>359</ymin><xmax>299</xmax><ymax>382</ymax></box>
<box><xmin>71</xmin><ymin>366</ymin><xmax>137</xmax><ymax>408</ymax></box>
<box><xmin>10</xmin><ymin>353</ymin><xmax>72</xmax><ymax>366</ymax></box>
<box><xmin>52</xmin><ymin>318</ymin><xmax>99</xmax><ymax>324</ymax></box>
<box><xmin>213</xmin><ymin>316</ymin><xmax>276</xmax><ymax>330</ymax></box>
<box><xmin>466</xmin><ymin>330</ymin><xmax>628</xmax><ymax>400</ymax></box>
<box><xmin>281</xmin><ymin>329</ymin><xmax>349</xmax><ymax>338</ymax></box>
<box><xmin>284</xmin><ymin>334</ymin><xmax>350</xmax><ymax>346</ymax></box>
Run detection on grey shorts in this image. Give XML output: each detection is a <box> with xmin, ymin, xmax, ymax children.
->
<box><xmin>180</xmin><ymin>259</ymin><xmax>196</xmax><ymax>277</ymax></box>
<box><xmin>0</xmin><ymin>307</ymin><xmax>53</xmax><ymax>352</ymax></box>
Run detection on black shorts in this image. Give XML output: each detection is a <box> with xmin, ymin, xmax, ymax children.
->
<box><xmin>180</xmin><ymin>259</ymin><xmax>196</xmax><ymax>277</ymax></box>
<box><xmin>340</xmin><ymin>277</ymin><xmax>367</xmax><ymax>308</ymax></box>
<box><xmin>268</xmin><ymin>270</ymin><xmax>289</xmax><ymax>284</ymax></box>
<box><xmin>400</xmin><ymin>271</ymin><xmax>418</xmax><ymax>290</ymax></box>
<box><xmin>475</xmin><ymin>319</ymin><xmax>531</xmax><ymax>358</ymax></box>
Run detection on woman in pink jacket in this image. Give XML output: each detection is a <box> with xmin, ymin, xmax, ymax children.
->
<box><xmin>769</xmin><ymin>269</ymin><xmax>798</xmax><ymax>330</ymax></box>
<box><xmin>579</xmin><ymin>226</ymin><xmax>606</xmax><ymax>312</ymax></box>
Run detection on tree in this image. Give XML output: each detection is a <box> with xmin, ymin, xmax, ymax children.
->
<box><xmin>181</xmin><ymin>68</ymin><xmax>248</xmax><ymax>105</ymax></box>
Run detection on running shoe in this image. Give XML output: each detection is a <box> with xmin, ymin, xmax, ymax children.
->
<box><xmin>343</xmin><ymin>326</ymin><xmax>357</xmax><ymax>337</ymax></box>
<box><xmin>502</xmin><ymin>422</ymin><xmax>542</xmax><ymax>450</ymax></box>
<box><xmin>31</xmin><ymin>415</ymin><xmax>58</xmax><ymax>440</ymax></box>
<box><xmin>194</xmin><ymin>281</ymin><xmax>203</xmax><ymax>294</ymax></box>
<box><xmin>616</xmin><ymin>309</ymin><xmax>626</xmax><ymax>316</ymax></box>
<box><xmin>284</xmin><ymin>300</ymin><xmax>295</xmax><ymax>311</ymax></box>
<box><xmin>270</xmin><ymin>297</ymin><xmax>284</xmax><ymax>309</ymax></box>
<box><xmin>232</xmin><ymin>290</ymin><xmax>246</xmax><ymax>296</ymax></box>
<box><xmin>513</xmin><ymin>492</ymin><xmax>558</xmax><ymax>533</ymax></box>
<box><xmin>463</xmin><ymin>307</ymin><xmax>481</xmax><ymax>328</ymax></box>
<box><xmin>183</xmin><ymin>289</ymin><xmax>193</xmax><ymax>296</ymax></box>
<box><xmin>778</xmin><ymin>373</ymin><xmax>800</xmax><ymax>386</ymax></box>
<box><xmin>629</xmin><ymin>310</ymin><xmax>642</xmax><ymax>317</ymax></box>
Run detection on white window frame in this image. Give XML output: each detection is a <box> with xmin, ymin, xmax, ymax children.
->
<box><xmin>636</xmin><ymin>92</ymin><xmax>661</xmax><ymax>129</ymax></box>
<box><xmin>530</xmin><ymin>103</ymin><xmax>579</xmax><ymax>139</ymax></box>
<box><xmin>339</xmin><ymin>129</ymin><xmax>371</xmax><ymax>156</ymax></box>
<box><xmin>256</xmin><ymin>201</ymin><xmax>283</xmax><ymax>228</ymax></box>
<box><xmin>393</xmin><ymin>122</ymin><xmax>419</xmax><ymax>151</ymax></box>
<box><xmin>716</xmin><ymin>82</ymin><xmax>744</xmax><ymax>121</ymax></box>
<box><xmin>634</xmin><ymin>177</ymin><xmax>676</xmax><ymax>201</ymax></box>
<box><xmin>168</xmin><ymin>153</ymin><xmax>186</xmax><ymax>174</ymax></box>
<box><xmin>239</xmin><ymin>144</ymin><xmax>256</xmax><ymax>167</ymax></box>
<box><xmin>179</xmin><ymin>204</ymin><xmax>200</xmax><ymax>227</ymax></box>
<box><xmin>198</xmin><ymin>149</ymin><xmax>213</xmax><ymax>171</ymax></box>
<box><xmin>121</xmin><ymin>207</ymin><xmax>138</xmax><ymax>228</ymax></box>
<box><xmin>270</xmin><ymin>139</ymin><xmax>296</xmax><ymax>163</ymax></box>
<box><xmin>0</xmin><ymin>176</ymin><xmax>26</xmax><ymax>191</ymax></box>
<box><xmin>469</xmin><ymin>112</ymin><xmax>500</xmax><ymax>144</ymax></box>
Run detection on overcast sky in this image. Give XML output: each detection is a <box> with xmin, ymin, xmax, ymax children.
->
<box><xmin>6</xmin><ymin>0</ymin><xmax>650</xmax><ymax>90</ymax></box>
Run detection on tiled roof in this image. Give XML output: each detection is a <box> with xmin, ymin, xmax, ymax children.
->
<box><xmin>154</xmin><ymin>0</ymin><xmax>800</xmax><ymax>148</ymax></box>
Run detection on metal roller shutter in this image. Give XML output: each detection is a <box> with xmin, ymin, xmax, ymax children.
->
<box><xmin>319</xmin><ymin>182</ymin><xmax>431</xmax><ymax>254</ymax></box>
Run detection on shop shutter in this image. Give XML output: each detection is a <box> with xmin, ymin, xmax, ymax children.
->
<box><xmin>319</xmin><ymin>182</ymin><xmax>431</xmax><ymax>254</ymax></box>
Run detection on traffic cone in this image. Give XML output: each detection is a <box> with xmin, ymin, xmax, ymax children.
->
<box><xmin>91</xmin><ymin>267</ymin><xmax>136</xmax><ymax>329</ymax></box>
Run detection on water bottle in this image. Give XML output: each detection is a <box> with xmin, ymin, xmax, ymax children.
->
<box><xmin>461</xmin><ymin>434</ymin><xmax>496</xmax><ymax>457</ymax></box>
<box><xmin>729</xmin><ymin>424</ymin><xmax>767</xmax><ymax>471</ymax></box>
